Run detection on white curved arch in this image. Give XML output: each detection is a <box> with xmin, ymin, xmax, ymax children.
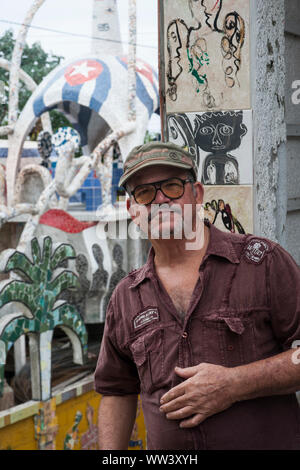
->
<box><xmin>6</xmin><ymin>54</ymin><xmax>159</xmax><ymax>206</ymax></box>
<box><xmin>14</xmin><ymin>164</ymin><xmax>53</xmax><ymax>206</ymax></box>
<box><xmin>0</xmin><ymin>58</ymin><xmax>52</xmax><ymax>133</ymax></box>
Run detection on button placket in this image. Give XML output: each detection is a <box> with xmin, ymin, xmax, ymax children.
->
<box><xmin>182</xmin><ymin>270</ymin><xmax>205</xmax><ymax>331</ymax></box>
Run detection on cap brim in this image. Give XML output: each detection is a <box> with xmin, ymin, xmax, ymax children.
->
<box><xmin>119</xmin><ymin>160</ymin><xmax>194</xmax><ymax>188</ymax></box>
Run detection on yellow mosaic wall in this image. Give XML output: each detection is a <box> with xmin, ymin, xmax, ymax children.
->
<box><xmin>0</xmin><ymin>387</ymin><xmax>146</xmax><ymax>450</ymax></box>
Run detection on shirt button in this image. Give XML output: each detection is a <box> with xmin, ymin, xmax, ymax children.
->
<box><xmin>182</xmin><ymin>332</ymin><xmax>188</xmax><ymax>339</ymax></box>
<box><xmin>227</xmin><ymin>345</ymin><xmax>234</xmax><ymax>351</ymax></box>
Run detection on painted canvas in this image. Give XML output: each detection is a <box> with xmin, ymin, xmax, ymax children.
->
<box><xmin>161</xmin><ymin>0</ymin><xmax>250</xmax><ymax>113</ymax></box>
<box><xmin>167</xmin><ymin>109</ymin><xmax>253</xmax><ymax>185</ymax></box>
<box><xmin>203</xmin><ymin>185</ymin><xmax>253</xmax><ymax>234</ymax></box>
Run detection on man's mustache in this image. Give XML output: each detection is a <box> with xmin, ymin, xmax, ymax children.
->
<box><xmin>148</xmin><ymin>204</ymin><xmax>183</xmax><ymax>223</ymax></box>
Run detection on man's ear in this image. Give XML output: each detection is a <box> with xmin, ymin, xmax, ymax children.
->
<box><xmin>127</xmin><ymin>196</ymin><xmax>138</xmax><ymax>223</ymax></box>
<box><xmin>194</xmin><ymin>181</ymin><xmax>204</xmax><ymax>205</ymax></box>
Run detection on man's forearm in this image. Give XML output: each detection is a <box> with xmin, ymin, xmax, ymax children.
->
<box><xmin>231</xmin><ymin>348</ymin><xmax>300</xmax><ymax>402</ymax></box>
<box><xmin>98</xmin><ymin>394</ymin><xmax>138</xmax><ymax>450</ymax></box>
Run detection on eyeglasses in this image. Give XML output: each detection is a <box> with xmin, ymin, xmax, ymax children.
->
<box><xmin>130</xmin><ymin>177</ymin><xmax>194</xmax><ymax>205</ymax></box>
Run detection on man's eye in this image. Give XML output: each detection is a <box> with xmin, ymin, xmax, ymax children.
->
<box><xmin>164</xmin><ymin>182</ymin><xmax>181</xmax><ymax>190</ymax></box>
<box><xmin>136</xmin><ymin>188</ymin><xmax>150</xmax><ymax>197</ymax></box>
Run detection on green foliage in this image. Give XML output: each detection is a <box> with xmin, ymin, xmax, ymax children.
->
<box><xmin>144</xmin><ymin>130</ymin><xmax>160</xmax><ymax>144</ymax></box>
<box><xmin>0</xmin><ymin>237</ymin><xmax>88</xmax><ymax>397</ymax></box>
<box><xmin>0</xmin><ymin>237</ymin><xmax>78</xmax><ymax>316</ymax></box>
<box><xmin>0</xmin><ymin>237</ymin><xmax>88</xmax><ymax>352</ymax></box>
<box><xmin>0</xmin><ymin>29</ymin><xmax>68</xmax><ymax>135</ymax></box>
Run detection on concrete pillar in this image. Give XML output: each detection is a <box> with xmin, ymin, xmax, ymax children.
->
<box><xmin>251</xmin><ymin>0</ymin><xmax>287</xmax><ymax>243</ymax></box>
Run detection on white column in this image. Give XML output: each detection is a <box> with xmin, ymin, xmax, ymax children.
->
<box><xmin>91</xmin><ymin>0</ymin><xmax>123</xmax><ymax>57</ymax></box>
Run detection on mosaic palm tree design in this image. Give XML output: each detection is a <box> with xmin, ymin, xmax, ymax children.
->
<box><xmin>0</xmin><ymin>236</ymin><xmax>88</xmax><ymax>398</ymax></box>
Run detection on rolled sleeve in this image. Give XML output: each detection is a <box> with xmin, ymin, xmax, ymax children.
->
<box><xmin>94</xmin><ymin>296</ymin><xmax>140</xmax><ymax>396</ymax></box>
<box><xmin>268</xmin><ymin>244</ymin><xmax>300</xmax><ymax>350</ymax></box>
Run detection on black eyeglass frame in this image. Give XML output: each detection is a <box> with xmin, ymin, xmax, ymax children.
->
<box><xmin>129</xmin><ymin>176</ymin><xmax>195</xmax><ymax>205</ymax></box>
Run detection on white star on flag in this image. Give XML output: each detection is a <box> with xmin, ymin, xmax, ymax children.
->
<box><xmin>69</xmin><ymin>61</ymin><xmax>96</xmax><ymax>78</ymax></box>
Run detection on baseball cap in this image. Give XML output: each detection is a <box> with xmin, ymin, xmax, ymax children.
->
<box><xmin>119</xmin><ymin>141</ymin><xmax>198</xmax><ymax>188</ymax></box>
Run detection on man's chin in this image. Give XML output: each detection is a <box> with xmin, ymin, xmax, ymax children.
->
<box><xmin>149</xmin><ymin>221</ymin><xmax>183</xmax><ymax>240</ymax></box>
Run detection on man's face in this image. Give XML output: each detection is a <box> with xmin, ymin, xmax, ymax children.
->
<box><xmin>126</xmin><ymin>165</ymin><xmax>203</xmax><ymax>241</ymax></box>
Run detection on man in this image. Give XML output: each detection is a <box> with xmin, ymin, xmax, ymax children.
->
<box><xmin>94</xmin><ymin>141</ymin><xmax>300</xmax><ymax>450</ymax></box>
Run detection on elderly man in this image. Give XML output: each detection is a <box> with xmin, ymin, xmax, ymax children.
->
<box><xmin>94</xmin><ymin>141</ymin><xmax>300</xmax><ymax>450</ymax></box>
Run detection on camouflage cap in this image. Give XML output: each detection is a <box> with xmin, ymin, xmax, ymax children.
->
<box><xmin>119</xmin><ymin>141</ymin><xmax>198</xmax><ymax>188</ymax></box>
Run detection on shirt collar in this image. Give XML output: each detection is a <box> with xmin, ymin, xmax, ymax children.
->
<box><xmin>129</xmin><ymin>220</ymin><xmax>240</xmax><ymax>289</ymax></box>
<box><xmin>205</xmin><ymin>221</ymin><xmax>240</xmax><ymax>265</ymax></box>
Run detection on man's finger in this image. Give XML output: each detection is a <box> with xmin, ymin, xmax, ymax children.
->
<box><xmin>160</xmin><ymin>383</ymin><xmax>185</xmax><ymax>405</ymax></box>
<box><xmin>160</xmin><ymin>393</ymin><xmax>190</xmax><ymax>414</ymax></box>
<box><xmin>179</xmin><ymin>413</ymin><xmax>207</xmax><ymax>428</ymax></box>
<box><xmin>164</xmin><ymin>406</ymin><xmax>195</xmax><ymax>421</ymax></box>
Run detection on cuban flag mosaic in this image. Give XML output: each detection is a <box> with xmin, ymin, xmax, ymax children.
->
<box><xmin>31</xmin><ymin>56</ymin><xmax>159</xmax><ymax>152</ymax></box>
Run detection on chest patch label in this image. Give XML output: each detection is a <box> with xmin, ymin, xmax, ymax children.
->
<box><xmin>133</xmin><ymin>308</ymin><xmax>159</xmax><ymax>330</ymax></box>
<box><xmin>244</xmin><ymin>239</ymin><xmax>271</xmax><ymax>264</ymax></box>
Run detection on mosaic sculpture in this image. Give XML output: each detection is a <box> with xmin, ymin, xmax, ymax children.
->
<box><xmin>0</xmin><ymin>0</ymin><xmax>154</xmax><ymax>406</ymax></box>
<box><xmin>0</xmin><ymin>236</ymin><xmax>88</xmax><ymax>400</ymax></box>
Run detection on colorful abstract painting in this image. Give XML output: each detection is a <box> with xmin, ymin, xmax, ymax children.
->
<box><xmin>203</xmin><ymin>185</ymin><xmax>253</xmax><ymax>234</ymax></box>
<box><xmin>160</xmin><ymin>0</ymin><xmax>250</xmax><ymax>113</ymax></box>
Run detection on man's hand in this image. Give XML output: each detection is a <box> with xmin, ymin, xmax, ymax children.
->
<box><xmin>159</xmin><ymin>363</ymin><xmax>235</xmax><ymax>428</ymax></box>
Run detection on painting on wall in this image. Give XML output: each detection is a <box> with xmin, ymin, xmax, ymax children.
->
<box><xmin>203</xmin><ymin>185</ymin><xmax>253</xmax><ymax>234</ymax></box>
<box><xmin>160</xmin><ymin>0</ymin><xmax>250</xmax><ymax>113</ymax></box>
<box><xmin>167</xmin><ymin>109</ymin><xmax>253</xmax><ymax>185</ymax></box>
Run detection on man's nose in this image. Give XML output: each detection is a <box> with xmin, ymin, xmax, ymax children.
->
<box><xmin>153</xmin><ymin>188</ymin><xmax>171</xmax><ymax>204</ymax></box>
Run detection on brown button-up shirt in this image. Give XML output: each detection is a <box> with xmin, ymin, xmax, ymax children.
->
<box><xmin>94</xmin><ymin>222</ymin><xmax>300</xmax><ymax>450</ymax></box>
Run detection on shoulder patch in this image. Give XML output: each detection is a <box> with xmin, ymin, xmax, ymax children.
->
<box><xmin>243</xmin><ymin>239</ymin><xmax>271</xmax><ymax>264</ymax></box>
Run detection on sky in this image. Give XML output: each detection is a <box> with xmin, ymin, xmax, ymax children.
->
<box><xmin>0</xmin><ymin>0</ymin><xmax>158</xmax><ymax>66</ymax></box>
<box><xmin>0</xmin><ymin>0</ymin><xmax>160</xmax><ymax>131</ymax></box>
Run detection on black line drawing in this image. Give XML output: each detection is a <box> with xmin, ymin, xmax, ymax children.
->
<box><xmin>167</xmin><ymin>113</ymin><xmax>200</xmax><ymax>168</ymax></box>
<box><xmin>221</xmin><ymin>11</ymin><xmax>245</xmax><ymax>88</ymax></box>
<box><xmin>167</xmin><ymin>111</ymin><xmax>248</xmax><ymax>185</ymax></box>
<box><xmin>188</xmin><ymin>0</ymin><xmax>223</xmax><ymax>33</ymax></box>
<box><xmin>194</xmin><ymin>111</ymin><xmax>247</xmax><ymax>184</ymax></box>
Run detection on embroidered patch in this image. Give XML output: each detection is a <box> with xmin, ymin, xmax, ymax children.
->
<box><xmin>244</xmin><ymin>239</ymin><xmax>271</xmax><ymax>264</ymax></box>
<box><xmin>133</xmin><ymin>308</ymin><xmax>159</xmax><ymax>330</ymax></box>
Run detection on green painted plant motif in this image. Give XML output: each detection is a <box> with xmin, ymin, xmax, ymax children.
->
<box><xmin>0</xmin><ymin>236</ymin><xmax>88</xmax><ymax>398</ymax></box>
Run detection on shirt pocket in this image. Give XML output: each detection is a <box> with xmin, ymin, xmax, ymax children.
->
<box><xmin>200</xmin><ymin>315</ymin><xmax>257</xmax><ymax>367</ymax></box>
<box><xmin>129</xmin><ymin>328</ymin><xmax>165</xmax><ymax>394</ymax></box>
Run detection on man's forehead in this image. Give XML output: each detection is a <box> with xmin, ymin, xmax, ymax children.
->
<box><xmin>127</xmin><ymin>165</ymin><xmax>189</xmax><ymax>188</ymax></box>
